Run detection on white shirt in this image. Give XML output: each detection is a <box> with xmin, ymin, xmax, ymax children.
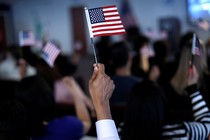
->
<box><xmin>96</xmin><ymin>119</ymin><xmax>120</xmax><ymax>140</ymax></box>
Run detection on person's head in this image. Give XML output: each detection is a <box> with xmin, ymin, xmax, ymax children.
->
<box><xmin>179</xmin><ymin>31</ymin><xmax>194</xmax><ymax>50</ymax></box>
<box><xmin>15</xmin><ymin>75</ymin><xmax>55</xmax><ymax>136</ymax></box>
<box><xmin>122</xmin><ymin>80</ymin><xmax>166</xmax><ymax>140</ymax></box>
<box><xmin>153</xmin><ymin>40</ymin><xmax>169</xmax><ymax>61</ymax></box>
<box><xmin>54</xmin><ymin>54</ymin><xmax>77</xmax><ymax>77</ymax></box>
<box><xmin>125</xmin><ymin>26</ymin><xmax>141</xmax><ymax>43</ymax></box>
<box><xmin>0</xmin><ymin>100</ymin><xmax>29</xmax><ymax>140</ymax></box>
<box><xmin>98</xmin><ymin>36</ymin><xmax>111</xmax><ymax>44</ymax></box>
<box><xmin>21</xmin><ymin>46</ymin><xmax>38</xmax><ymax>67</ymax></box>
<box><xmin>148</xmin><ymin>57</ymin><xmax>161</xmax><ymax>82</ymax></box>
<box><xmin>172</xmin><ymin>37</ymin><xmax>208</xmax><ymax>95</ymax></box>
<box><xmin>133</xmin><ymin>35</ymin><xmax>149</xmax><ymax>53</ymax></box>
<box><xmin>110</xmin><ymin>41</ymin><xmax>130</xmax><ymax>72</ymax></box>
<box><xmin>95</xmin><ymin>37</ymin><xmax>112</xmax><ymax>64</ymax></box>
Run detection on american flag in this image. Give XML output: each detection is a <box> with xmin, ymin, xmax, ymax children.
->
<box><xmin>85</xmin><ymin>5</ymin><xmax>126</xmax><ymax>38</ymax></box>
<box><xmin>19</xmin><ymin>31</ymin><xmax>35</xmax><ymax>47</ymax></box>
<box><xmin>41</xmin><ymin>42</ymin><xmax>61</xmax><ymax>67</ymax></box>
<box><xmin>120</xmin><ymin>0</ymin><xmax>138</xmax><ymax>29</ymax></box>
<box><xmin>192</xmin><ymin>33</ymin><xmax>201</xmax><ymax>56</ymax></box>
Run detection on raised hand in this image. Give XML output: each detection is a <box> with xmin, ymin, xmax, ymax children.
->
<box><xmin>187</xmin><ymin>65</ymin><xmax>199</xmax><ymax>86</ymax></box>
<box><xmin>89</xmin><ymin>63</ymin><xmax>115</xmax><ymax>120</ymax></box>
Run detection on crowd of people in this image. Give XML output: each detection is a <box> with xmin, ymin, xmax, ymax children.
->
<box><xmin>0</xmin><ymin>25</ymin><xmax>210</xmax><ymax>140</ymax></box>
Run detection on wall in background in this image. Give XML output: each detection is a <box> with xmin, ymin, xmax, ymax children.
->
<box><xmin>8</xmin><ymin>0</ymin><xmax>207</xmax><ymax>55</ymax></box>
<box><xmin>0</xmin><ymin>4</ymin><xmax>14</xmax><ymax>46</ymax></box>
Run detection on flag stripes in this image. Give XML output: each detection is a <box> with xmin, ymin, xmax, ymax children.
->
<box><xmin>41</xmin><ymin>42</ymin><xmax>60</xmax><ymax>67</ymax></box>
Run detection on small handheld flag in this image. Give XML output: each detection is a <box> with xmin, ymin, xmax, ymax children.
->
<box><xmin>85</xmin><ymin>5</ymin><xmax>126</xmax><ymax>37</ymax></box>
<box><xmin>41</xmin><ymin>42</ymin><xmax>61</xmax><ymax>67</ymax></box>
<box><xmin>192</xmin><ymin>33</ymin><xmax>201</xmax><ymax>56</ymax></box>
<box><xmin>84</xmin><ymin>5</ymin><xmax>126</xmax><ymax>65</ymax></box>
<box><xmin>19</xmin><ymin>31</ymin><xmax>35</xmax><ymax>47</ymax></box>
<box><xmin>189</xmin><ymin>33</ymin><xmax>201</xmax><ymax>72</ymax></box>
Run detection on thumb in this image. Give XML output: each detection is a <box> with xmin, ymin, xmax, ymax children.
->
<box><xmin>90</xmin><ymin>64</ymin><xmax>99</xmax><ymax>83</ymax></box>
<box><xmin>97</xmin><ymin>63</ymin><xmax>105</xmax><ymax>75</ymax></box>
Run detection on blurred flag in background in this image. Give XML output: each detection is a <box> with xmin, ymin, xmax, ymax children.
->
<box><xmin>192</xmin><ymin>33</ymin><xmax>201</xmax><ymax>56</ymax></box>
<box><xmin>41</xmin><ymin>42</ymin><xmax>61</xmax><ymax>67</ymax></box>
<box><xmin>120</xmin><ymin>0</ymin><xmax>138</xmax><ymax>29</ymax></box>
<box><xmin>19</xmin><ymin>31</ymin><xmax>35</xmax><ymax>47</ymax></box>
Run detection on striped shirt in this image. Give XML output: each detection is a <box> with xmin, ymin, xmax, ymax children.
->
<box><xmin>162</xmin><ymin>86</ymin><xmax>210</xmax><ymax>140</ymax></box>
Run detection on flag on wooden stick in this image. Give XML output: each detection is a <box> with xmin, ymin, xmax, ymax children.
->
<box><xmin>85</xmin><ymin>5</ymin><xmax>125</xmax><ymax>65</ymax></box>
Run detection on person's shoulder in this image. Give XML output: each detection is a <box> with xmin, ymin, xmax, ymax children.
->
<box><xmin>130</xmin><ymin>76</ymin><xmax>143</xmax><ymax>81</ymax></box>
<box><xmin>46</xmin><ymin>116</ymin><xmax>83</xmax><ymax>136</ymax></box>
<box><xmin>112</xmin><ymin>75</ymin><xmax>142</xmax><ymax>84</ymax></box>
<box><xmin>49</xmin><ymin>116</ymin><xmax>83</xmax><ymax>127</ymax></box>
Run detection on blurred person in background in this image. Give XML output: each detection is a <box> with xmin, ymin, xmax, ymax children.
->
<box><xmin>164</xmin><ymin>33</ymin><xmax>210</xmax><ymax>121</ymax></box>
<box><xmin>15</xmin><ymin>74</ymin><xmax>92</xmax><ymax>140</ymax></box>
<box><xmin>131</xmin><ymin>35</ymin><xmax>155</xmax><ymax>79</ymax></box>
<box><xmin>0</xmin><ymin>45</ymin><xmax>36</xmax><ymax>81</ymax></box>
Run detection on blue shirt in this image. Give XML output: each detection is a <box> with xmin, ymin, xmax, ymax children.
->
<box><xmin>32</xmin><ymin>116</ymin><xmax>83</xmax><ymax>140</ymax></box>
<box><xmin>110</xmin><ymin>76</ymin><xmax>142</xmax><ymax>103</ymax></box>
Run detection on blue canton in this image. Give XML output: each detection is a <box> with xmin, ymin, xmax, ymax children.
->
<box><xmin>23</xmin><ymin>32</ymin><xmax>29</xmax><ymax>38</ymax></box>
<box><xmin>88</xmin><ymin>8</ymin><xmax>105</xmax><ymax>24</ymax></box>
<box><xmin>42</xmin><ymin>51</ymin><xmax>49</xmax><ymax>58</ymax></box>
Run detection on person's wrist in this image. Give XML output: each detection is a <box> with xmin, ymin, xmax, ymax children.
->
<box><xmin>94</xmin><ymin>102</ymin><xmax>112</xmax><ymax>120</ymax></box>
<box><xmin>185</xmin><ymin>84</ymin><xmax>198</xmax><ymax>95</ymax></box>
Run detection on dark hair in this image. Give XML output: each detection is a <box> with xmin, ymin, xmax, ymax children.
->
<box><xmin>125</xmin><ymin>26</ymin><xmax>141</xmax><ymax>43</ymax></box>
<box><xmin>122</xmin><ymin>80</ymin><xmax>166</xmax><ymax>140</ymax></box>
<box><xmin>133</xmin><ymin>35</ymin><xmax>149</xmax><ymax>52</ymax></box>
<box><xmin>179</xmin><ymin>31</ymin><xmax>194</xmax><ymax>50</ymax></box>
<box><xmin>111</xmin><ymin>42</ymin><xmax>129</xmax><ymax>71</ymax></box>
<box><xmin>15</xmin><ymin>75</ymin><xmax>55</xmax><ymax>136</ymax></box>
<box><xmin>153</xmin><ymin>40</ymin><xmax>168</xmax><ymax>61</ymax></box>
<box><xmin>0</xmin><ymin>100</ymin><xmax>29</xmax><ymax>140</ymax></box>
<box><xmin>22</xmin><ymin>47</ymin><xmax>38</xmax><ymax>67</ymax></box>
<box><xmin>54</xmin><ymin>54</ymin><xmax>77</xmax><ymax>77</ymax></box>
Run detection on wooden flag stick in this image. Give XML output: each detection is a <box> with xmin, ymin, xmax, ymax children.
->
<box><xmin>90</xmin><ymin>38</ymin><xmax>98</xmax><ymax>65</ymax></box>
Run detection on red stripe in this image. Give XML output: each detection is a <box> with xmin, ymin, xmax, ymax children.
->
<box><xmin>92</xmin><ymin>23</ymin><xmax>123</xmax><ymax>28</ymax></box>
<box><xmin>93</xmin><ymin>31</ymin><xmax>126</xmax><ymax>37</ymax></box>
<box><xmin>92</xmin><ymin>27</ymin><xmax>125</xmax><ymax>33</ymax></box>
<box><xmin>105</xmin><ymin>19</ymin><xmax>121</xmax><ymax>22</ymax></box>
<box><xmin>103</xmin><ymin>5</ymin><xmax>116</xmax><ymax>9</ymax></box>
<box><xmin>103</xmin><ymin>10</ymin><xmax>118</xmax><ymax>13</ymax></box>
<box><xmin>104</xmin><ymin>14</ymin><xmax>120</xmax><ymax>18</ymax></box>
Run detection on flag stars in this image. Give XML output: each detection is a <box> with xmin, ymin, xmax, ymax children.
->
<box><xmin>88</xmin><ymin>8</ymin><xmax>105</xmax><ymax>24</ymax></box>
